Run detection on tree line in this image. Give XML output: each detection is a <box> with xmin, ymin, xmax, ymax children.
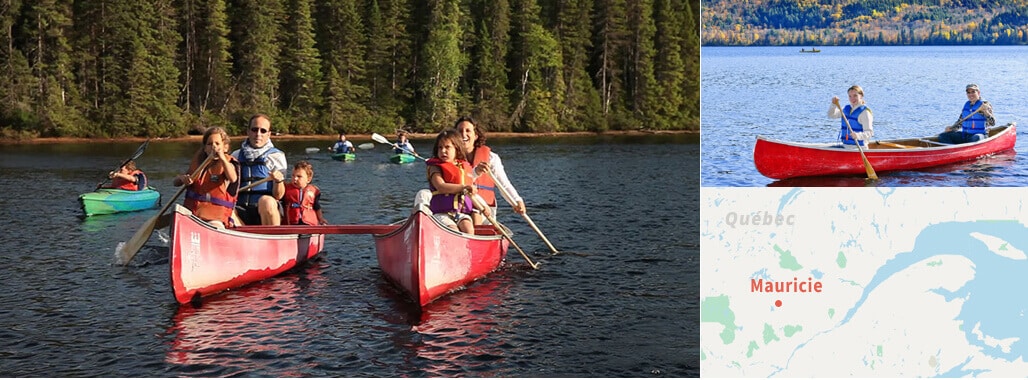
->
<box><xmin>703</xmin><ymin>0</ymin><xmax>1028</xmax><ymax>47</ymax></box>
<box><xmin>0</xmin><ymin>0</ymin><xmax>700</xmax><ymax>139</ymax></box>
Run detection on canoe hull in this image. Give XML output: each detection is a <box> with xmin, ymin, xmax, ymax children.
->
<box><xmin>389</xmin><ymin>153</ymin><xmax>416</xmax><ymax>164</ymax></box>
<box><xmin>169</xmin><ymin>205</ymin><xmax>324</xmax><ymax>304</ymax></box>
<box><xmin>373</xmin><ymin>211</ymin><xmax>508</xmax><ymax>306</ymax></box>
<box><xmin>754</xmin><ymin>123</ymin><xmax>1017</xmax><ymax>179</ymax></box>
<box><xmin>331</xmin><ymin>153</ymin><xmax>355</xmax><ymax>161</ymax></box>
<box><xmin>79</xmin><ymin>187</ymin><xmax>161</xmax><ymax>216</ymax></box>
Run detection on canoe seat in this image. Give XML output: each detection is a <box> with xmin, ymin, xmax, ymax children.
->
<box><xmin>919</xmin><ymin>139</ymin><xmax>952</xmax><ymax>146</ymax></box>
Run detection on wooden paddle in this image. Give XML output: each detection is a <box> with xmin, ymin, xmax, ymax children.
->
<box><xmin>835</xmin><ymin>102</ymin><xmax>878</xmax><ymax>180</ymax></box>
<box><xmin>472</xmin><ymin>194</ymin><xmax>539</xmax><ymax>269</ymax></box>
<box><xmin>238</xmin><ymin>176</ymin><xmax>273</xmax><ymax>193</ymax></box>
<box><xmin>115</xmin><ymin>154</ymin><xmax>215</xmax><ymax>265</ymax></box>
<box><xmin>482</xmin><ymin>166</ymin><xmax>559</xmax><ymax>254</ymax></box>
<box><xmin>95</xmin><ymin>139</ymin><xmax>150</xmax><ymax>190</ymax></box>
<box><xmin>877</xmin><ymin>141</ymin><xmax>914</xmax><ymax>149</ymax></box>
<box><xmin>371</xmin><ymin>133</ymin><xmax>426</xmax><ymax>161</ymax></box>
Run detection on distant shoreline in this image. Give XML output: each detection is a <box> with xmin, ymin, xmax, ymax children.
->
<box><xmin>0</xmin><ymin>129</ymin><xmax>697</xmax><ymax>145</ymax></box>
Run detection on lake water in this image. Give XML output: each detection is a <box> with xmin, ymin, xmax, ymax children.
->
<box><xmin>701</xmin><ymin>45</ymin><xmax>1028</xmax><ymax>186</ymax></box>
<box><xmin>0</xmin><ymin>134</ymin><xmax>699</xmax><ymax>377</ymax></box>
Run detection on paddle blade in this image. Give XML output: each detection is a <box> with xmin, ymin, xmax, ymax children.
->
<box><xmin>115</xmin><ymin>213</ymin><xmax>160</xmax><ymax>265</ymax></box>
<box><xmin>358</xmin><ymin>142</ymin><xmax>374</xmax><ymax>150</ymax></box>
<box><xmin>371</xmin><ymin>133</ymin><xmax>390</xmax><ymax>145</ymax></box>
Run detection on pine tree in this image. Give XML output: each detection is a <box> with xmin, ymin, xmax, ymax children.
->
<box><xmin>626</xmin><ymin>0</ymin><xmax>657</xmax><ymax>130</ymax></box>
<box><xmin>317</xmin><ymin>0</ymin><xmax>370</xmax><ymax>133</ymax></box>
<box><xmin>279</xmin><ymin>0</ymin><xmax>323</xmax><ymax>134</ymax></box>
<box><xmin>553</xmin><ymin>0</ymin><xmax>602</xmax><ymax>132</ymax></box>
<box><xmin>363</xmin><ymin>0</ymin><xmax>412</xmax><ymax>131</ymax></box>
<box><xmin>510</xmin><ymin>0</ymin><xmax>564</xmax><ymax>132</ymax></box>
<box><xmin>230</xmin><ymin>0</ymin><xmax>283</xmax><ymax>119</ymax></box>
<box><xmin>651</xmin><ymin>0</ymin><xmax>686</xmax><ymax>130</ymax></box>
<box><xmin>179</xmin><ymin>0</ymin><xmax>233</xmax><ymax>129</ymax></box>
<box><xmin>416</xmin><ymin>0</ymin><xmax>464</xmax><ymax>131</ymax></box>
<box><xmin>467</xmin><ymin>0</ymin><xmax>512</xmax><ymax>131</ymax></box>
<box><xmin>591</xmin><ymin>0</ymin><xmax>630</xmax><ymax>130</ymax></box>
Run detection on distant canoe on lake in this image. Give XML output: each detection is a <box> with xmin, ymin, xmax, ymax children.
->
<box><xmin>800</xmin><ymin>47</ymin><xmax>821</xmax><ymax>53</ymax></box>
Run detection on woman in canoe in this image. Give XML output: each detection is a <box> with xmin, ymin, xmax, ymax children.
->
<box><xmin>827</xmin><ymin>85</ymin><xmax>874</xmax><ymax>147</ymax></box>
<box><xmin>425</xmin><ymin>129</ymin><xmax>479</xmax><ymax>234</ymax></box>
<box><xmin>456</xmin><ymin>116</ymin><xmax>525</xmax><ymax>224</ymax></box>
<box><xmin>104</xmin><ymin>160</ymin><xmax>147</xmax><ymax>191</ymax></box>
<box><xmin>938</xmin><ymin>83</ymin><xmax>995</xmax><ymax>144</ymax></box>
<box><xmin>174</xmin><ymin>126</ymin><xmax>240</xmax><ymax>229</ymax></box>
<box><xmin>281</xmin><ymin>160</ymin><xmax>328</xmax><ymax>226</ymax></box>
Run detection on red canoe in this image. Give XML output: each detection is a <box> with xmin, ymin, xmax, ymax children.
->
<box><xmin>169</xmin><ymin>204</ymin><xmax>325</xmax><ymax>304</ymax></box>
<box><xmin>754</xmin><ymin>123</ymin><xmax>1016</xmax><ymax>179</ymax></box>
<box><xmin>373</xmin><ymin>211</ymin><xmax>509</xmax><ymax>306</ymax></box>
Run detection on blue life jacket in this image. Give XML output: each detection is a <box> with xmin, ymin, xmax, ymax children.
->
<box><xmin>839</xmin><ymin>104</ymin><xmax>868</xmax><ymax>145</ymax></box>
<box><xmin>235</xmin><ymin>147</ymin><xmax>282</xmax><ymax>206</ymax></box>
<box><xmin>961</xmin><ymin>100</ymin><xmax>988</xmax><ymax>135</ymax></box>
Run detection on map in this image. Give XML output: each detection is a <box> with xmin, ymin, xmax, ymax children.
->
<box><xmin>700</xmin><ymin>187</ymin><xmax>1028</xmax><ymax>377</ymax></box>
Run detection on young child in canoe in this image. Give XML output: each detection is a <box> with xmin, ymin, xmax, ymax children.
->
<box><xmin>281</xmin><ymin>160</ymin><xmax>328</xmax><ymax>225</ymax></box>
<box><xmin>103</xmin><ymin>160</ymin><xmax>147</xmax><ymax>191</ymax></box>
<box><xmin>174</xmin><ymin>126</ymin><xmax>240</xmax><ymax>229</ymax></box>
<box><xmin>425</xmin><ymin>129</ymin><xmax>486</xmax><ymax>234</ymax></box>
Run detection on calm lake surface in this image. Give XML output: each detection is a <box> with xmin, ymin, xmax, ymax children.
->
<box><xmin>0</xmin><ymin>134</ymin><xmax>699</xmax><ymax>377</ymax></box>
<box><xmin>701</xmin><ymin>45</ymin><xmax>1028</xmax><ymax>186</ymax></box>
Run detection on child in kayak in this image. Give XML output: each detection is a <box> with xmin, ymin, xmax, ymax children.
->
<box><xmin>175</xmin><ymin>126</ymin><xmax>240</xmax><ymax>229</ymax></box>
<box><xmin>104</xmin><ymin>160</ymin><xmax>147</xmax><ymax>191</ymax></box>
<box><xmin>282</xmin><ymin>160</ymin><xmax>327</xmax><ymax>226</ymax></box>
<box><xmin>425</xmin><ymin>129</ymin><xmax>486</xmax><ymax>234</ymax></box>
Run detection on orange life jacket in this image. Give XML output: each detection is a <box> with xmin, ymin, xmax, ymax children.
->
<box><xmin>470</xmin><ymin>146</ymin><xmax>496</xmax><ymax>206</ymax></box>
<box><xmin>425</xmin><ymin>158</ymin><xmax>474</xmax><ymax>214</ymax></box>
<box><xmin>283</xmin><ymin>183</ymin><xmax>321</xmax><ymax>225</ymax></box>
<box><xmin>113</xmin><ymin>170</ymin><xmax>146</xmax><ymax>191</ymax></box>
<box><xmin>184</xmin><ymin>157</ymin><xmax>239</xmax><ymax>225</ymax></box>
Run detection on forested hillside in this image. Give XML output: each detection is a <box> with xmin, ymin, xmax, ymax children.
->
<box><xmin>1</xmin><ymin>0</ymin><xmax>699</xmax><ymax>139</ymax></box>
<box><xmin>703</xmin><ymin>0</ymin><xmax>1028</xmax><ymax>46</ymax></box>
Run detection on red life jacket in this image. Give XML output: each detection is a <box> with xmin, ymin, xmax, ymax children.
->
<box><xmin>425</xmin><ymin>158</ymin><xmax>474</xmax><ymax>214</ymax></box>
<box><xmin>184</xmin><ymin>157</ymin><xmax>239</xmax><ymax>225</ymax></box>
<box><xmin>470</xmin><ymin>146</ymin><xmax>496</xmax><ymax>206</ymax></box>
<box><xmin>113</xmin><ymin>170</ymin><xmax>146</xmax><ymax>191</ymax></box>
<box><xmin>283</xmin><ymin>183</ymin><xmax>320</xmax><ymax>225</ymax></box>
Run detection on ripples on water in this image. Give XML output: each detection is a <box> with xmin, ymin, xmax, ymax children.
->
<box><xmin>0</xmin><ymin>135</ymin><xmax>699</xmax><ymax>377</ymax></box>
<box><xmin>702</xmin><ymin>46</ymin><xmax>1028</xmax><ymax>186</ymax></box>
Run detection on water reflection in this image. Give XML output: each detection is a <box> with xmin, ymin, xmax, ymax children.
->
<box><xmin>373</xmin><ymin>270</ymin><xmax>516</xmax><ymax>377</ymax></box>
<box><xmin>163</xmin><ymin>263</ymin><xmax>325</xmax><ymax>377</ymax></box>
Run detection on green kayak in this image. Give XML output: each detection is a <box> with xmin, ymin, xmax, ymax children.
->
<box><xmin>79</xmin><ymin>186</ymin><xmax>161</xmax><ymax>216</ymax></box>
<box><xmin>331</xmin><ymin>152</ymin><xmax>355</xmax><ymax>161</ymax></box>
<box><xmin>390</xmin><ymin>153</ymin><xmax>417</xmax><ymax>164</ymax></box>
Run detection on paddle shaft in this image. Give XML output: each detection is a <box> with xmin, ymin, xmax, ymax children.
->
<box><xmin>96</xmin><ymin>139</ymin><xmax>150</xmax><ymax>190</ymax></box>
<box><xmin>238</xmin><ymin>177</ymin><xmax>273</xmax><ymax>193</ymax></box>
<box><xmin>472</xmin><ymin>194</ymin><xmax>538</xmax><ymax>269</ymax></box>
<box><xmin>117</xmin><ymin>154</ymin><xmax>215</xmax><ymax>265</ymax></box>
<box><xmin>483</xmin><ymin>167</ymin><xmax>558</xmax><ymax>254</ymax></box>
<box><xmin>836</xmin><ymin>102</ymin><xmax>878</xmax><ymax>180</ymax></box>
<box><xmin>948</xmin><ymin>102</ymin><xmax>987</xmax><ymax>132</ymax></box>
<box><xmin>232</xmin><ymin>224</ymin><xmax>400</xmax><ymax>235</ymax></box>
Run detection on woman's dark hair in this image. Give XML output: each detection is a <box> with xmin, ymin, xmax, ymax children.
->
<box><xmin>454</xmin><ymin>115</ymin><xmax>486</xmax><ymax>148</ymax></box>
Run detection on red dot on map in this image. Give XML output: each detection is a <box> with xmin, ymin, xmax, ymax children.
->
<box><xmin>775</xmin><ymin>300</ymin><xmax>782</xmax><ymax>307</ymax></box>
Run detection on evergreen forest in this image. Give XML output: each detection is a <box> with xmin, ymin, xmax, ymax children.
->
<box><xmin>703</xmin><ymin>0</ymin><xmax>1028</xmax><ymax>46</ymax></box>
<box><xmin>1</xmin><ymin>0</ymin><xmax>699</xmax><ymax>139</ymax></box>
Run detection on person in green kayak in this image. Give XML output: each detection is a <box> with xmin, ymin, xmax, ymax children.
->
<box><xmin>103</xmin><ymin>160</ymin><xmax>147</xmax><ymax>191</ymax></box>
<box><xmin>331</xmin><ymin>133</ymin><xmax>354</xmax><ymax>154</ymax></box>
<box><xmin>394</xmin><ymin>131</ymin><xmax>417</xmax><ymax>156</ymax></box>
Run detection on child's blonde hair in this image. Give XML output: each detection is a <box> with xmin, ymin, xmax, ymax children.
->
<box><xmin>194</xmin><ymin>126</ymin><xmax>231</xmax><ymax>163</ymax></box>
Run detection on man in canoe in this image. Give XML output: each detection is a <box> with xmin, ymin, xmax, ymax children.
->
<box><xmin>828</xmin><ymin>85</ymin><xmax>873</xmax><ymax>148</ymax></box>
<box><xmin>231</xmin><ymin>114</ymin><xmax>287</xmax><ymax>225</ymax></box>
<box><xmin>938</xmin><ymin>83</ymin><xmax>995</xmax><ymax>144</ymax></box>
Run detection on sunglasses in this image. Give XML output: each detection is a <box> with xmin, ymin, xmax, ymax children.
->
<box><xmin>250</xmin><ymin>127</ymin><xmax>270</xmax><ymax>134</ymax></box>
